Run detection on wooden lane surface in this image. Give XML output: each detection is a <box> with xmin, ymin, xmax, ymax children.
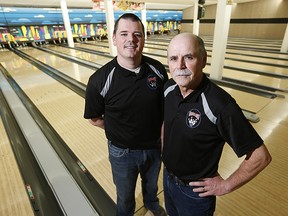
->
<box><xmin>215</xmin><ymin>94</ymin><xmax>288</xmax><ymax>216</ymax></box>
<box><xmin>77</xmin><ymin>40</ymin><xmax>288</xmax><ymax>215</ymax></box>
<box><xmin>147</xmin><ymin>52</ymin><xmax>288</xmax><ymax>92</ymax></box>
<box><xmin>45</xmin><ymin>44</ymin><xmax>274</xmax><ymax>114</ymax></box>
<box><xmin>0</xmin><ymin>49</ymin><xmax>155</xmax><ymax>213</ymax></box>
<box><xmin>49</xmin><ymin>40</ymin><xmax>288</xmax><ymax>215</ymax></box>
<box><xmin>76</xmin><ymin>40</ymin><xmax>288</xmax><ymax>70</ymax></box>
<box><xmin>47</xmin><ymin>45</ymin><xmax>111</xmax><ymax>66</ymax></box>
<box><xmin>135</xmin><ymin>97</ymin><xmax>288</xmax><ymax>216</ymax></box>
<box><xmin>1</xmin><ymin>43</ymin><xmax>288</xmax><ymax>215</ymax></box>
<box><xmin>150</xmin><ymin>35</ymin><xmax>284</xmax><ymax>52</ymax></box>
<box><xmin>44</xmin><ymin>43</ymin><xmax>288</xmax><ymax>216</ymax></box>
<box><xmin>20</xmin><ymin>46</ymin><xmax>165</xmax><ymax>212</ymax></box>
<box><xmin>0</xmin><ymin>107</ymin><xmax>34</xmax><ymax>215</ymax></box>
<box><xmin>20</xmin><ymin>44</ymin><xmax>288</xmax><ymax>215</ymax></box>
<box><xmin>145</xmin><ymin>37</ymin><xmax>288</xmax><ymax>68</ymax></box>
<box><xmin>20</xmin><ymin>46</ymin><xmax>95</xmax><ymax>85</ymax></box>
<box><xmin>210</xmin><ymin>67</ymin><xmax>288</xmax><ymax>91</ymax></box>
<box><xmin>136</xmin><ymin>72</ymin><xmax>288</xmax><ymax>215</ymax></box>
<box><xmin>221</xmin><ymin>52</ymin><xmax>288</xmax><ymax>67</ymax></box>
<box><xmin>82</xmin><ymin>41</ymin><xmax>288</xmax><ymax>91</ymax></box>
<box><xmin>222</xmin><ymin>48</ymin><xmax>288</xmax><ymax>60</ymax></box>
<box><xmin>145</xmin><ymin>41</ymin><xmax>288</xmax><ymax>63</ymax></box>
<box><xmin>223</xmin><ymin>58</ymin><xmax>288</xmax><ymax>75</ymax></box>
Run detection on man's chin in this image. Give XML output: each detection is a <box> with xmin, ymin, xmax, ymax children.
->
<box><xmin>176</xmin><ymin>77</ymin><xmax>192</xmax><ymax>85</ymax></box>
<box><xmin>127</xmin><ymin>52</ymin><xmax>142</xmax><ymax>59</ymax></box>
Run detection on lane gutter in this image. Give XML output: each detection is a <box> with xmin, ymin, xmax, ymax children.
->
<box><xmin>2</xmin><ymin>50</ymin><xmax>116</xmax><ymax>215</ymax></box>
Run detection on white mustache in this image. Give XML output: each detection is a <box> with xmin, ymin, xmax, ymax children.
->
<box><xmin>173</xmin><ymin>69</ymin><xmax>192</xmax><ymax>76</ymax></box>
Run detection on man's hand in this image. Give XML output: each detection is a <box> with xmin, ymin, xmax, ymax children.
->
<box><xmin>189</xmin><ymin>144</ymin><xmax>271</xmax><ymax>197</ymax></box>
<box><xmin>189</xmin><ymin>174</ymin><xmax>230</xmax><ymax>197</ymax></box>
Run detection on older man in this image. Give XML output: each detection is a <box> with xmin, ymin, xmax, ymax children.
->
<box><xmin>162</xmin><ymin>33</ymin><xmax>271</xmax><ymax>216</ymax></box>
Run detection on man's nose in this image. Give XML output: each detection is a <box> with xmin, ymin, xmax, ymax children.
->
<box><xmin>127</xmin><ymin>33</ymin><xmax>136</xmax><ymax>42</ymax></box>
<box><xmin>177</xmin><ymin>58</ymin><xmax>186</xmax><ymax>69</ymax></box>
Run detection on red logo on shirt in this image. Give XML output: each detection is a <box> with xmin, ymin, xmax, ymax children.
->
<box><xmin>186</xmin><ymin>109</ymin><xmax>201</xmax><ymax>128</ymax></box>
<box><xmin>147</xmin><ymin>75</ymin><xmax>158</xmax><ymax>90</ymax></box>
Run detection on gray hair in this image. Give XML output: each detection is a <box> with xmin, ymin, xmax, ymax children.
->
<box><xmin>194</xmin><ymin>35</ymin><xmax>206</xmax><ymax>57</ymax></box>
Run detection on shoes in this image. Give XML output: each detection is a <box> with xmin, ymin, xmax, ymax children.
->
<box><xmin>144</xmin><ymin>206</ymin><xmax>167</xmax><ymax>216</ymax></box>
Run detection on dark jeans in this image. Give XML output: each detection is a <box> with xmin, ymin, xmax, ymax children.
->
<box><xmin>108</xmin><ymin>141</ymin><xmax>161</xmax><ymax>216</ymax></box>
<box><xmin>163</xmin><ymin>168</ymin><xmax>216</xmax><ymax>216</ymax></box>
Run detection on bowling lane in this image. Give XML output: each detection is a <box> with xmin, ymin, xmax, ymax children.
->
<box><xmin>0</xmin><ymin>50</ymin><xmax>115</xmax><ymax>198</ymax></box>
<box><xmin>146</xmin><ymin>40</ymin><xmax>288</xmax><ymax>61</ymax></box>
<box><xmin>0</xmin><ymin>49</ymin><xmax>158</xmax><ymax>212</ymax></box>
<box><xmin>144</xmin><ymin>37</ymin><xmax>288</xmax><ymax>215</ymax></box>
<box><xmin>79</xmin><ymin>42</ymin><xmax>109</xmax><ymax>53</ymax></box>
<box><xmin>79</xmin><ymin>41</ymin><xmax>288</xmax><ymax>91</ymax></box>
<box><xmin>223</xmin><ymin>52</ymin><xmax>288</xmax><ymax>67</ymax></box>
<box><xmin>204</xmin><ymin>65</ymin><xmax>288</xmax><ymax>91</ymax></box>
<box><xmin>33</xmin><ymin>36</ymin><xmax>288</xmax><ymax>216</ymax></box>
<box><xmin>223</xmin><ymin>41</ymin><xmax>281</xmax><ymax>51</ymax></box>
<box><xmin>215</xmin><ymin>94</ymin><xmax>288</xmax><ymax>216</ymax></box>
<box><xmin>149</xmin><ymin>50</ymin><xmax>288</xmax><ymax>92</ymax></box>
<box><xmin>79</xmin><ymin>41</ymin><xmax>169</xmax><ymax>57</ymax></box>
<box><xmin>0</xmin><ymin>117</ymin><xmax>34</xmax><ymax>216</ymax></box>
<box><xmin>223</xmin><ymin>48</ymin><xmax>288</xmax><ymax>60</ymax></box>
<box><xmin>25</xmin><ymin>43</ymin><xmax>274</xmax><ymax>115</ymax></box>
<box><xmin>19</xmin><ymin>46</ymin><xmax>95</xmax><ymax>85</ymax></box>
<box><xmin>224</xmin><ymin>59</ymin><xmax>288</xmax><ymax>75</ymax></box>
<box><xmin>200</xmin><ymin>37</ymin><xmax>283</xmax><ymax>51</ymax></box>
<box><xmin>50</xmin><ymin>37</ymin><xmax>288</xmax><ymax>213</ymax></box>
<box><xmin>77</xmin><ymin>39</ymin><xmax>288</xmax><ymax>70</ymax></box>
<box><xmin>46</xmin><ymin>43</ymin><xmax>274</xmax><ymax>114</ymax></box>
<box><xmin>2</xmin><ymin>39</ymin><xmax>287</xmax><ymax>215</ymax></box>
<box><xmin>47</xmin><ymin>45</ymin><xmax>112</xmax><ymax>66</ymax></box>
<box><xmin>147</xmin><ymin>37</ymin><xmax>288</xmax><ymax>66</ymax></box>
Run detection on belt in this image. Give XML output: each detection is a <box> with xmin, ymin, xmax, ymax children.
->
<box><xmin>167</xmin><ymin>171</ymin><xmax>191</xmax><ymax>186</ymax></box>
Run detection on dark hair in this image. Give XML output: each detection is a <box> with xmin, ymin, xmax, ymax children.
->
<box><xmin>113</xmin><ymin>13</ymin><xmax>144</xmax><ymax>35</ymax></box>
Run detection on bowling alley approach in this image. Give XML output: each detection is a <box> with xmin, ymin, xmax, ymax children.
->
<box><xmin>0</xmin><ymin>0</ymin><xmax>287</xmax><ymax>215</ymax></box>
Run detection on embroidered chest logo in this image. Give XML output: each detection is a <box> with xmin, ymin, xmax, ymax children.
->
<box><xmin>186</xmin><ymin>109</ymin><xmax>201</xmax><ymax>128</ymax></box>
<box><xmin>147</xmin><ymin>75</ymin><xmax>158</xmax><ymax>90</ymax></box>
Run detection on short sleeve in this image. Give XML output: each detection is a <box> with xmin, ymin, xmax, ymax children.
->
<box><xmin>217</xmin><ymin>102</ymin><xmax>263</xmax><ymax>157</ymax></box>
<box><xmin>84</xmin><ymin>76</ymin><xmax>105</xmax><ymax>119</ymax></box>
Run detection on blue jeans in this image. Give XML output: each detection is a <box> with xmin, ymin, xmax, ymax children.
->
<box><xmin>163</xmin><ymin>168</ymin><xmax>216</xmax><ymax>216</ymax></box>
<box><xmin>108</xmin><ymin>141</ymin><xmax>161</xmax><ymax>216</ymax></box>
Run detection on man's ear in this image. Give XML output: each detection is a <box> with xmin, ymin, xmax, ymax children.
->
<box><xmin>112</xmin><ymin>34</ymin><xmax>116</xmax><ymax>46</ymax></box>
<box><xmin>202</xmin><ymin>53</ymin><xmax>207</xmax><ymax>68</ymax></box>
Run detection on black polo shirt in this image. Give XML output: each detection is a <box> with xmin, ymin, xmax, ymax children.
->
<box><xmin>84</xmin><ymin>56</ymin><xmax>168</xmax><ymax>149</ymax></box>
<box><xmin>162</xmin><ymin>75</ymin><xmax>263</xmax><ymax>180</ymax></box>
